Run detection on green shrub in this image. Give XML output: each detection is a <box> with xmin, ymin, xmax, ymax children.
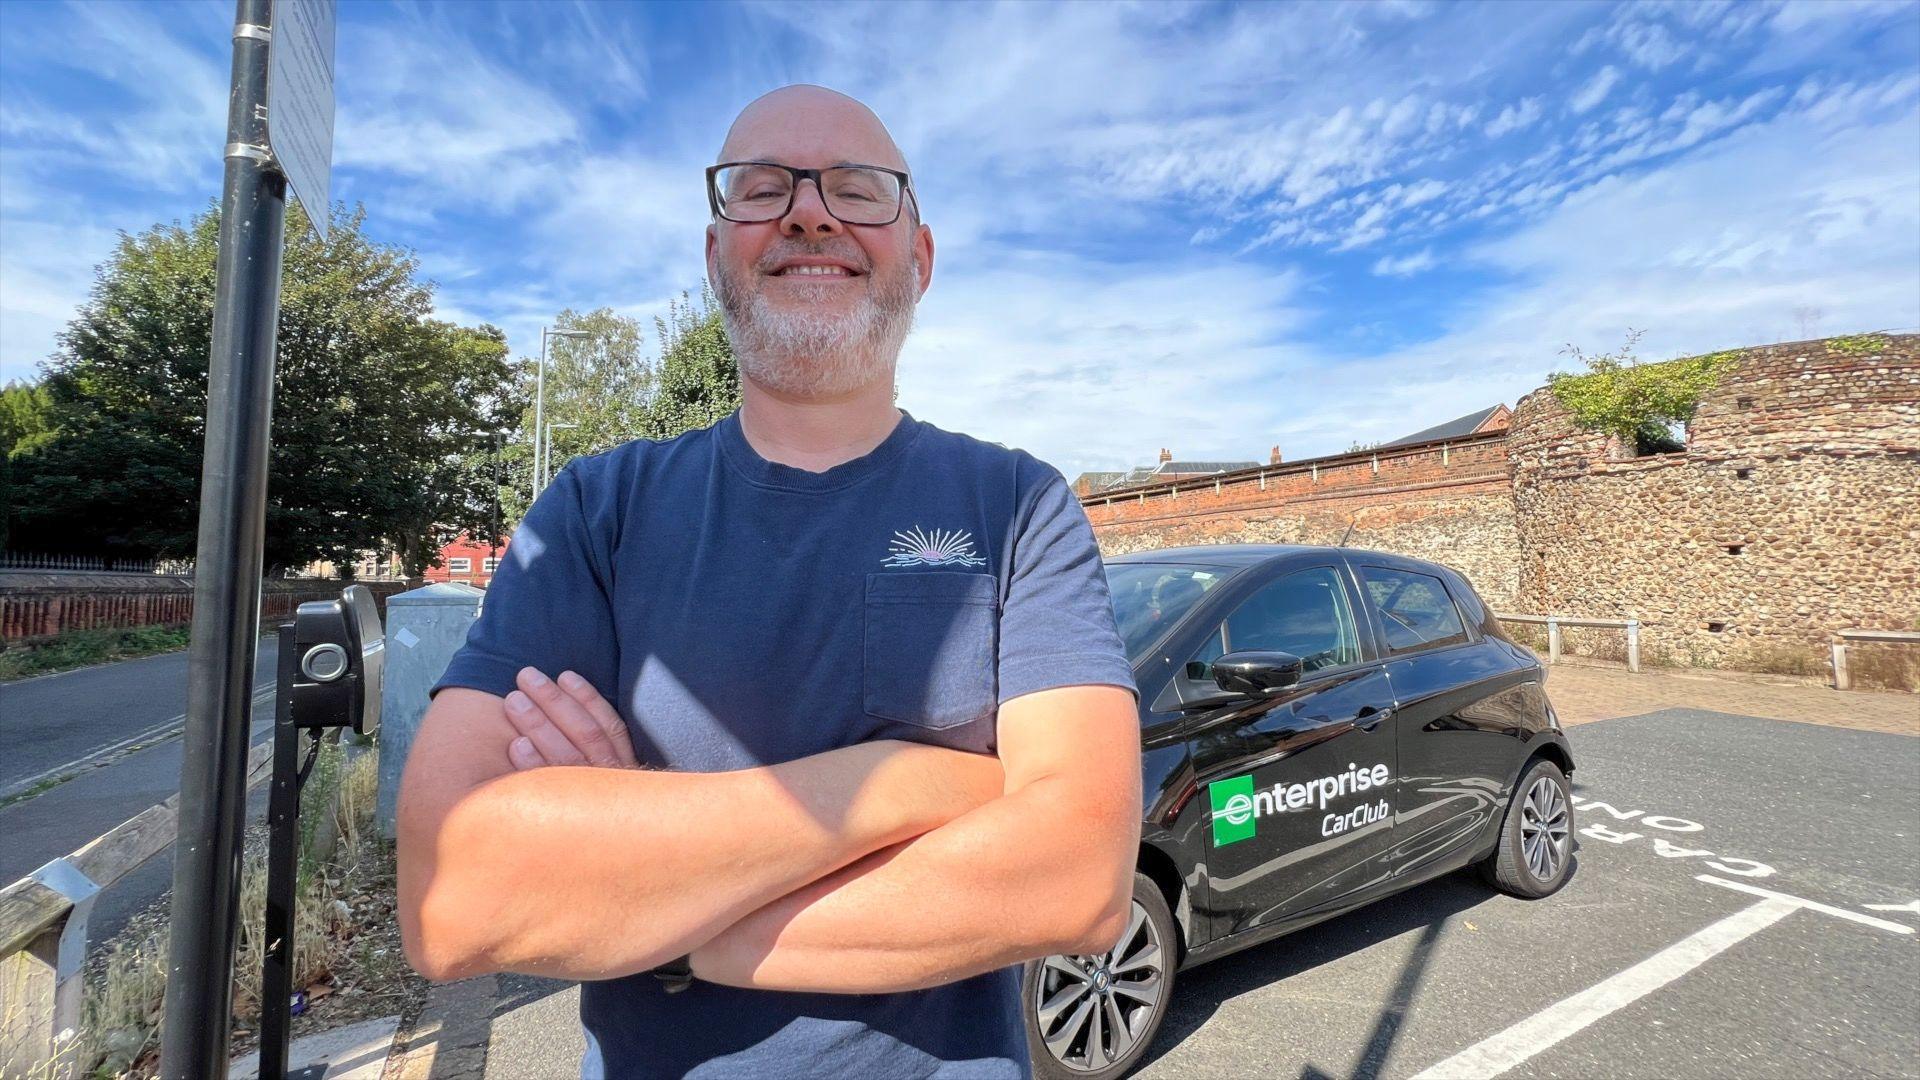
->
<box><xmin>1548</xmin><ymin>330</ymin><xmax>1739</xmax><ymax>454</ymax></box>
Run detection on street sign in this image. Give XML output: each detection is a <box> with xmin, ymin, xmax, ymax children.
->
<box><xmin>267</xmin><ymin>0</ymin><xmax>335</xmax><ymax>237</ymax></box>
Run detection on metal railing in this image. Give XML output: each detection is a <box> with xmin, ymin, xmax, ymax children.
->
<box><xmin>1496</xmin><ymin>613</ymin><xmax>1642</xmax><ymax>673</ymax></box>
<box><xmin>1829</xmin><ymin>629</ymin><xmax>1920</xmax><ymax>691</ymax></box>
<box><xmin>0</xmin><ymin>744</ymin><xmax>273</xmax><ymax>1075</ymax></box>
<box><xmin>0</xmin><ymin>552</ymin><xmax>192</xmax><ymax>576</ymax></box>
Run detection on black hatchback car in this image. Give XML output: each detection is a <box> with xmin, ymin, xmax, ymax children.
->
<box><xmin>1022</xmin><ymin>545</ymin><xmax>1575</xmax><ymax>1078</ymax></box>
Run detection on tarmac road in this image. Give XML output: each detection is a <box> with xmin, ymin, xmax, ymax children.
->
<box><xmin>1133</xmin><ymin>708</ymin><xmax>1920</xmax><ymax>1079</ymax></box>
<box><xmin>443</xmin><ymin>707</ymin><xmax>1920</xmax><ymax>1079</ymax></box>
<box><xmin>0</xmin><ymin>636</ymin><xmax>280</xmax><ymax>947</ymax></box>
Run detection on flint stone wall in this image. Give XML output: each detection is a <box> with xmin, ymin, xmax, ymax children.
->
<box><xmin>1082</xmin><ymin>334</ymin><xmax>1919</xmax><ymax>688</ymax></box>
<box><xmin>1509</xmin><ymin>335</ymin><xmax>1919</xmax><ymax>681</ymax></box>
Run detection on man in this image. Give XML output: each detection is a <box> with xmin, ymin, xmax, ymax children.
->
<box><xmin>397</xmin><ymin>85</ymin><xmax>1142</xmax><ymax>1079</ymax></box>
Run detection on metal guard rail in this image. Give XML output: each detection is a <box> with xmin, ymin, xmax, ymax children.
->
<box><xmin>1495</xmin><ymin>613</ymin><xmax>1641</xmax><ymax>673</ymax></box>
<box><xmin>1830</xmin><ymin>629</ymin><xmax>1920</xmax><ymax>691</ymax></box>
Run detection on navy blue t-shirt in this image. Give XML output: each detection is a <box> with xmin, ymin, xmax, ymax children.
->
<box><xmin>432</xmin><ymin>408</ymin><xmax>1136</xmax><ymax>1079</ymax></box>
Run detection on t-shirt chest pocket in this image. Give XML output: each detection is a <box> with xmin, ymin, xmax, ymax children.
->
<box><xmin>863</xmin><ymin>572</ymin><xmax>1000</xmax><ymax>730</ymax></box>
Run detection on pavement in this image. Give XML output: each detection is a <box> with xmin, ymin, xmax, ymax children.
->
<box><xmin>337</xmin><ymin>663</ymin><xmax>1916</xmax><ymax>1080</ymax></box>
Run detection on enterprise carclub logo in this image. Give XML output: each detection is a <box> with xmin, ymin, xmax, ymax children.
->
<box><xmin>1209</xmin><ymin>763</ymin><xmax>1393</xmax><ymax>847</ymax></box>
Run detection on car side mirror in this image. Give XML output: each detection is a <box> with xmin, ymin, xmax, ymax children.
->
<box><xmin>289</xmin><ymin>584</ymin><xmax>385</xmax><ymax>735</ymax></box>
<box><xmin>1212</xmin><ymin>650</ymin><xmax>1304</xmax><ymax>697</ymax></box>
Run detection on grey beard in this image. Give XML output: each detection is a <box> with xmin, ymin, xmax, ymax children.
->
<box><xmin>715</xmin><ymin>255</ymin><xmax>919</xmax><ymax>399</ymax></box>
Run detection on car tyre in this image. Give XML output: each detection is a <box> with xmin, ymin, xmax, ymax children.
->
<box><xmin>1023</xmin><ymin>872</ymin><xmax>1177</xmax><ymax>1080</ymax></box>
<box><xmin>1481</xmin><ymin>757</ymin><xmax>1575</xmax><ymax>898</ymax></box>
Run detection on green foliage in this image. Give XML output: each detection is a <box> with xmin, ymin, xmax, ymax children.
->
<box><xmin>1828</xmin><ymin>334</ymin><xmax>1891</xmax><ymax>357</ymax></box>
<box><xmin>5</xmin><ymin>202</ymin><xmax>523</xmax><ymax>574</ymax></box>
<box><xmin>1</xmin><ymin>380</ymin><xmax>56</xmax><ymax>455</ymax></box>
<box><xmin>644</xmin><ymin>285</ymin><xmax>741</xmax><ymax>439</ymax></box>
<box><xmin>1547</xmin><ymin>330</ymin><xmax>1739</xmax><ymax>454</ymax></box>
<box><xmin>520</xmin><ymin>286</ymin><xmax>738</xmax><ymax>521</ymax></box>
<box><xmin>0</xmin><ymin>624</ymin><xmax>193</xmax><ymax>682</ymax></box>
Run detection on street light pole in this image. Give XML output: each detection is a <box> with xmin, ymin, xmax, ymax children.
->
<box><xmin>532</xmin><ymin>326</ymin><xmax>590</xmax><ymax>506</ymax></box>
<box><xmin>543</xmin><ymin>422</ymin><xmax>579</xmax><ymax>495</ymax></box>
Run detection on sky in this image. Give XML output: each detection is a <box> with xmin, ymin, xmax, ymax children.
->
<box><xmin>2</xmin><ymin>0</ymin><xmax>1916</xmax><ymax>478</ymax></box>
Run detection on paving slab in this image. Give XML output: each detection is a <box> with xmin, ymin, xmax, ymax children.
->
<box><xmin>230</xmin><ymin>1014</ymin><xmax>399</xmax><ymax>1080</ymax></box>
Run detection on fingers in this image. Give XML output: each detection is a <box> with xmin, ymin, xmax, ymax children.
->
<box><xmin>510</xmin><ymin>667</ymin><xmax>625</xmax><ymax>768</ymax></box>
<box><xmin>508</xmin><ymin>736</ymin><xmax>546</xmax><ymax>771</ymax></box>
<box><xmin>504</xmin><ymin>689</ymin><xmax>589</xmax><ymax>766</ymax></box>
<box><xmin>556</xmin><ymin>670</ymin><xmax>639</xmax><ymax>768</ymax></box>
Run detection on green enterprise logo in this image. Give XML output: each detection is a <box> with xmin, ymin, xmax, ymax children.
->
<box><xmin>1209</xmin><ymin>774</ymin><xmax>1258</xmax><ymax>847</ymax></box>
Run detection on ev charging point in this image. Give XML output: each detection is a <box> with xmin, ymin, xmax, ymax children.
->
<box><xmin>375</xmin><ymin>582</ymin><xmax>485</xmax><ymax>840</ymax></box>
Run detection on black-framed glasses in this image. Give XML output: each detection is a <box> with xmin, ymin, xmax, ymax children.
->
<box><xmin>706</xmin><ymin>161</ymin><xmax>913</xmax><ymax>226</ymax></box>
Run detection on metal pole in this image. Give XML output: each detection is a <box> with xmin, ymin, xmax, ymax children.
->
<box><xmin>258</xmin><ymin>625</ymin><xmax>300</xmax><ymax>1080</ymax></box>
<box><xmin>532</xmin><ymin>328</ymin><xmax>549</xmax><ymax>504</ymax></box>
<box><xmin>1626</xmin><ymin>620</ymin><xmax>1641</xmax><ymax>674</ymax></box>
<box><xmin>490</xmin><ymin>432</ymin><xmax>502</xmax><ymax>572</ymax></box>
<box><xmin>162</xmin><ymin>0</ymin><xmax>286</xmax><ymax>1074</ymax></box>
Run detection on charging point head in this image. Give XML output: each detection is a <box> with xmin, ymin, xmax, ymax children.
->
<box><xmin>289</xmin><ymin>585</ymin><xmax>385</xmax><ymax>734</ymax></box>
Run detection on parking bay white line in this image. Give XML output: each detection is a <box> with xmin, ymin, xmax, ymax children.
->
<box><xmin>1695</xmin><ymin>874</ymin><xmax>1915</xmax><ymax>935</ymax></box>
<box><xmin>1408</xmin><ymin>896</ymin><xmax>1800</xmax><ymax>1080</ymax></box>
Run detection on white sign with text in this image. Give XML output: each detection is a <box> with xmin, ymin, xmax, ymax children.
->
<box><xmin>268</xmin><ymin>0</ymin><xmax>336</xmax><ymax>236</ymax></box>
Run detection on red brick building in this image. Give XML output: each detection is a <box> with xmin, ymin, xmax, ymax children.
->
<box><xmin>423</xmin><ymin>533</ymin><xmax>509</xmax><ymax>587</ymax></box>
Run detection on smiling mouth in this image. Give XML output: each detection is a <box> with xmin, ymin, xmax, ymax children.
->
<box><xmin>772</xmin><ymin>265</ymin><xmax>861</xmax><ymax>278</ymax></box>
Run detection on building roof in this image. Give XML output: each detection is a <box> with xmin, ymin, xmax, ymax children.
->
<box><xmin>1084</xmin><ymin>458</ymin><xmax>1263</xmax><ymax>494</ymax></box>
<box><xmin>1163</xmin><ymin>461</ymin><xmax>1261</xmax><ymax>474</ymax></box>
<box><xmin>1380</xmin><ymin>405</ymin><xmax>1507</xmax><ymax>448</ymax></box>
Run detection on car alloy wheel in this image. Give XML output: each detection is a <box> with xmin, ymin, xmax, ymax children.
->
<box><xmin>1033</xmin><ymin>898</ymin><xmax>1166</xmax><ymax>1073</ymax></box>
<box><xmin>1519</xmin><ymin>772</ymin><xmax>1570</xmax><ymax>881</ymax></box>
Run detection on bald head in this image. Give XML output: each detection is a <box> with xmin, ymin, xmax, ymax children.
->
<box><xmin>718</xmin><ymin>84</ymin><xmax>910</xmax><ymax>175</ymax></box>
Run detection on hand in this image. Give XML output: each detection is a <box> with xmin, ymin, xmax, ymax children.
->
<box><xmin>502</xmin><ymin>667</ymin><xmax>641</xmax><ymax>771</ymax></box>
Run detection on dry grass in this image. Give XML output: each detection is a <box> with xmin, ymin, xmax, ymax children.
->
<box><xmin>64</xmin><ymin>741</ymin><xmax>385</xmax><ymax>1078</ymax></box>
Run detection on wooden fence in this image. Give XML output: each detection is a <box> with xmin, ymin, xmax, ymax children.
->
<box><xmin>0</xmin><ymin>744</ymin><xmax>274</xmax><ymax>1076</ymax></box>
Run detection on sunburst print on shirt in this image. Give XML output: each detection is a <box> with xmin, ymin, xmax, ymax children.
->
<box><xmin>882</xmin><ymin>526</ymin><xmax>988</xmax><ymax>568</ymax></box>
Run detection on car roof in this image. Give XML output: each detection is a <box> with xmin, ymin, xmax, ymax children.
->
<box><xmin>1103</xmin><ymin>543</ymin><xmax>1442</xmax><ymax>573</ymax></box>
<box><xmin>1104</xmin><ymin>543</ymin><xmax>1337</xmax><ymax>568</ymax></box>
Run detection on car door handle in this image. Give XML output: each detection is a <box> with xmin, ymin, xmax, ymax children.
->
<box><xmin>1356</xmin><ymin>706</ymin><xmax>1395</xmax><ymax>732</ymax></box>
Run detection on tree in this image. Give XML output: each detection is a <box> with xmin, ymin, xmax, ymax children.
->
<box><xmin>0</xmin><ymin>380</ymin><xmax>57</xmax><ymax>549</ymax></box>
<box><xmin>6</xmin><ymin>203</ymin><xmax>523</xmax><ymax>575</ymax></box>
<box><xmin>642</xmin><ymin>286</ymin><xmax>739</xmax><ymax>439</ymax></box>
<box><xmin>519</xmin><ymin>286</ymin><xmax>739</xmax><ymax>521</ymax></box>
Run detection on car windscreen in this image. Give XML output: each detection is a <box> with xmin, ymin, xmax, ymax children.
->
<box><xmin>1104</xmin><ymin>562</ymin><xmax>1230</xmax><ymax>662</ymax></box>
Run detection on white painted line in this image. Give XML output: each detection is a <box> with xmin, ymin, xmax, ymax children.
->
<box><xmin>1409</xmin><ymin>897</ymin><xmax>1799</xmax><ymax>1080</ymax></box>
<box><xmin>1697</xmin><ymin>874</ymin><xmax>1916</xmax><ymax>935</ymax></box>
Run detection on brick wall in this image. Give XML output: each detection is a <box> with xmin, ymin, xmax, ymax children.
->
<box><xmin>1083</xmin><ymin>432</ymin><xmax>1523</xmax><ymax>607</ymax></box>
<box><xmin>0</xmin><ymin>574</ymin><xmax>412</xmax><ymax>646</ymax></box>
<box><xmin>1081</xmin><ymin>333</ymin><xmax>1919</xmax><ymax>687</ymax></box>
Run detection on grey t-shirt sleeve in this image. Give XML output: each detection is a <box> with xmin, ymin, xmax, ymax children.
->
<box><xmin>996</xmin><ymin>471</ymin><xmax>1138</xmax><ymax>704</ymax></box>
<box><xmin>431</xmin><ymin>463</ymin><xmax>620</xmax><ymax>702</ymax></box>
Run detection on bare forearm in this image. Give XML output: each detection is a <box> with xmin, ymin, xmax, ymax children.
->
<box><xmin>690</xmin><ymin>775</ymin><xmax>1138</xmax><ymax>993</ymax></box>
<box><xmin>402</xmin><ymin>741</ymin><xmax>998</xmax><ymax>981</ymax></box>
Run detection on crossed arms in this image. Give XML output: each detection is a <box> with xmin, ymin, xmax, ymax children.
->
<box><xmin>396</xmin><ymin>667</ymin><xmax>1141</xmax><ymax>993</ymax></box>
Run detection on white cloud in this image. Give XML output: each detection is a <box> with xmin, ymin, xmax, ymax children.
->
<box><xmin>1486</xmin><ymin>98</ymin><xmax>1544</xmax><ymax>138</ymax></box>
<box><xmin>1320</xmin><ymin>100</ymin><xmax>1920</xmax><ymax>454</ymax></box>
<box><xmin>897</xmin><ymin>253</ymin><xmax>1310</xmax><ymax>477</ymax></box>
<box><xmin>1570</xmin><ymin>66</ymin><xmax>1622</xmax><ymax>114</ymax></box>
<box><xmin>1372</xmin><ymin>249</ymin><xmax>1438</xmax><ymax>277</ymax></box>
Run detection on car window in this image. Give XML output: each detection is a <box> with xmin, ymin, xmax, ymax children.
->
<box><xmin>1185</xmin><ymin>566</ymin><xmax>1360</xmax><ymax>682</ymax></box>
<box><xmin>1104</xmin><ymin>562</ymin><xmax>1227</xmax><ymax>662</ymax></box>
<box><xmin>1361</xmin><ymin>566</ymin><xmax>1469</xmax><ymax>655</ymax></box>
